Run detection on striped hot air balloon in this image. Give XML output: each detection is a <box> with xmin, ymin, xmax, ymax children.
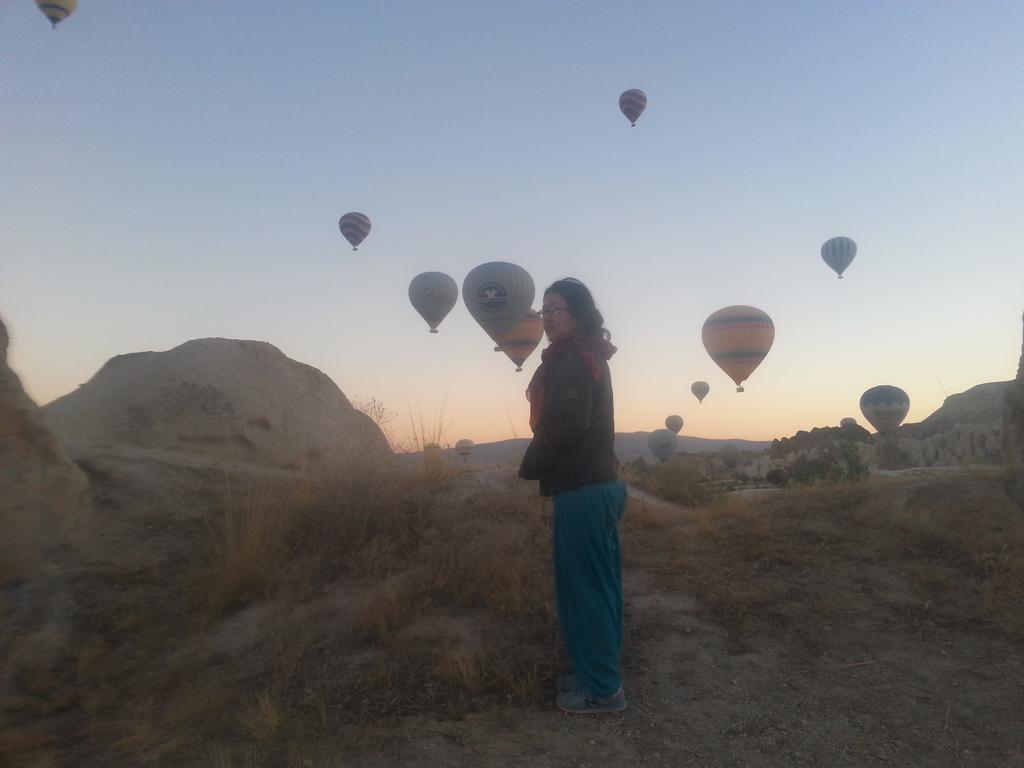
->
<box><xmin>408</xmin><ymin>272</ymin><xmax>458</xmax><ymax>333</ymax></box>
<box><xmin>493</xmin><ymin>310</ymin><xmax>543</xmax><ymax>372</ymax></box>
<box><xmin>691</xmin><ymin>381</ymin><xmax>710</xmax><ymax>403</ymax></box>
<box><xmin>462</xmin><ymin>261</ymin><xmax>536</xmax><ymax>342</ymax></box>
<box><xmin>859</xmin><ymin>386</ymin><xmax>909</xmax><ymax>435</ymax></box>
<box><xmin>648</xmin><ymin>429</ymin><xmax>677</xmax><ymax>463</ymax></box>
<box><xmin>618</xmin><ymin>89</ymin><xmax>647</xmax><ymax>126</ymax></box>
<box><xmin>665</xmin><ymin>415</ymin><xmax>683</xmax><ymax>434</ymax></box>
<box><xmin>36</xmin><ymin>0</ymin><xmax>76</xmax><ymax>28</ymax></box>
<box><xmin>821</xmin><ymin>236</ymin><xmax>857</xmax><ymax>279</ymax></box>
<box><xmin>338</xmin><ymin>212</ymin><xmax>371</xmax><ymax>250</ymax></box>
<box><xmin>701</xmin><ymin>306</ymin><xmax>775</xmax><ymax>392</ymax></box>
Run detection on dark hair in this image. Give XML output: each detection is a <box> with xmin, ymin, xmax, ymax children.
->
<box><xmin>544</xmin><ymin>278</ymin><xmax>611</xmax><ymax>340</ymax></box>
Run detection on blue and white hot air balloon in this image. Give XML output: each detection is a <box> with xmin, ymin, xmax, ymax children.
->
<box><xmin>821</xmin><ymin>236</ymin><xmax>857</xmax><ymax>279</ymax></box>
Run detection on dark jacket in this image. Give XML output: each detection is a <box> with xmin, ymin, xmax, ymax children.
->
<box><xmin>518</xmin><ymin>347</ymin><xmax>619</xmax><ymax>496</ymax></box>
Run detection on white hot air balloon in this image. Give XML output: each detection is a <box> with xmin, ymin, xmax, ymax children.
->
<box><xmin>409</xmin><ymin>272</ymin><xmax>458</xmax><ymax>333</ymax></box>
<box><xmin>462</xmin><ymin>262</ymin><xmax>536</xmax><ymax>343</ymax></box>
<box><xmin>648</xmin><ymin>429</ymin><xmax>678</xmax><ymax>463</ymax></box>
<box><xmin>821</xmin><ymin>236</ymin><xmax>857</xmax><ymax>279</ymax></box>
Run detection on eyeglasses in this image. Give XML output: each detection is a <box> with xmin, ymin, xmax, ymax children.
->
<box><xmin>538</xmin><ymin>306</ymin><xmax>569</xmax><ymax>319</ymax></box>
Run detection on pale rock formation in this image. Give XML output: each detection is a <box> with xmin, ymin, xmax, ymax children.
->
<box><xmin>42</xmin><ymin>338</ymin><xmax>391</xmax><ymax>471</ymax></box>
<box><xmin>0</xmin><ymin>315</ymin><xmax>89</xmax><ymax>704</ymax></box>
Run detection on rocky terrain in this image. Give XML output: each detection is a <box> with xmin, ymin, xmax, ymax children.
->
<box><xmin>0</xmin><ymin>316</ymin><xmax>90</xmax><ymax>719</ymax></box>
<box><xmin>1004</xmin><ymin>313</ymin><xmax>1024</xmax><ymax>506</ymax></box>
<box><xmin>42</xmin><ymin>338</ymin><xmax>391</xmax><ymax>472</ymax></box>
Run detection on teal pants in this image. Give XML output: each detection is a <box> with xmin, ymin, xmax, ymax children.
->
<box><xmin>553</xmin><ymin>480</ymin><xmax>627</xmax><ymax>697</ymax></box>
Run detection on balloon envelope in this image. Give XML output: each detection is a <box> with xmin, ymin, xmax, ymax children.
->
<box><xmin>859</xmin><ymin>386</ymin><xmax>910</xmax><ymax>435</ymax></box>
<box><xmin>462</xmin><ymin>262</ymin><xmax>536</xmax><ymax>340</ymax></box>
<box><xmin>701</xmin><ymin>306</ymin><xmax>775</xmax><ymax>392</ymax></box>
<box><xmin>648</xmin><ymin>429</ymin><xmax>677</xmax><ymax>463</ymax></box>
<box><xmin>455</xmin><ymin>439</ymin><xmax>474</xmax><ymax>458</ymax></box>
<box><xmin>36</xmin><ymin>0</ymin><xmax>76</xmax><ymax>27</ymax></box>
<box><xmin>339</xmin><ymin>212</ymin><xmax>371</xmax><ymax>250</ymax></box>
<box><xmin>409</xmin><ymin>272</ymin><xmax>458</xmax><ymax>333</ymax></box>
<box><xmin>665</xmin><ymin>415</ymin><xmax>683</xmax><ymax>434</ymax></box>
<box><xmin>821</xmin><ymin>236</ymin><xmax>857</xmax><ymax>279</ymax></box>
<box><xmin>493</xmin><ymin>311</ymin><xmax>543</xmax><ymax>372</ymax></box>
<box><xmin>691</xmin><ymin>381</ymin><xmax>710</xmax><ymax>403</ymax></box>
<box><xmin>840</xmin><ymin>417</ymin><xmax>859</xmax><ymax>428</ymax></box>
<box><xmin>619</xmin><ymin>89</ymin><xmax>647</xmax><ymax>125</ymax></box>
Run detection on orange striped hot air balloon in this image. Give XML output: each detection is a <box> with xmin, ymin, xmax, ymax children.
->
<box><xmin>493</xmin><ymin>310</ymin><xmax>543</xmax><ymax>372</ymax></box>
<box><xmin>701</xmin><ymin>306</ymin><xmax>775</xmax><ymax>392</ymax></box>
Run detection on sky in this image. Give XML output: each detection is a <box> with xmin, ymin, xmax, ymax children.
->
<box><xmin>3</xmin><ymin>1</ymin><xmax>1023</xmax><ymax>446</ymax></box>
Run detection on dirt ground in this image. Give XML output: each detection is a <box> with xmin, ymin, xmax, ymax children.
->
<box><xmin>5</xmin><ymin>447</ymin><xmax>1023</xmax><ymax>767</ymax></box>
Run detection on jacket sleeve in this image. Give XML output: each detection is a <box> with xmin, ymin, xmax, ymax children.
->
<box><xmin>519</xmin><ymin>352</ymin><xmax>594</xmax><ymax>479</ymax></box>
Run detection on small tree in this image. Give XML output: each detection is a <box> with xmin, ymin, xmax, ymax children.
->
<box><xmin>350</xmin><ymin>396</ymin><xmax>399</xmax><ymax>451</ymax></box>
<box><xmin>719</xmin><ymin>444</ymin><xmax>741</xmax><ymax>470</ymax></box>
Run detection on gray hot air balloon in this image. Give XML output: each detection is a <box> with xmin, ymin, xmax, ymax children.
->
<box><xmin>840</xmin><ymin>417</ymin><xmax>859</xmax><ymax>428</ymax></box>
<box><xmin>665</xmin><ymin>415</ymin><xmax>683</xmax><ymax>434</ymax></box>
<box><xmin>462</xmin><ymin>262</ymin><xmax>536</xmax><ymax>341</ymax></box>
<box><xmin>619</xmin><ymin>89</ymin><xmax>647</xmax><ymax>126</ymax></box>
<box><xmin>339</xmin><ymin>212</ymin><xmax>371</xmax><ymax>250</ymax></box>
<box><xmin>409</xmin><ymin>272</ymin><xmax>458</xmax><ymax>333</ymax></box>
<box><xmin>648</xmin><ymin>429</ymin><xmax>678</xmax><ymax>463</ymax></box>
<box><xmin>691</xmin><ymin>381</ymin><xmax>710</xmax><ymax>403</ymax></box>
<box><xmin>455</xmin><ymin>438</ymin><xmax>474</xmax><ymax>461</ymax></box>
<box><xmin>859</xmin><ymin>386</ymin><xmax>910</xmax><ymax>435</ymax></box>
<box><xmin>821</xmin><ymin>236</ymin><xmax>857</xmax><ymax>279</ymax></box>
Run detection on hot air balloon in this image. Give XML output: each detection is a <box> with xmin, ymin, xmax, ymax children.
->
<box><xmin>36</xmin><ymin>0</ymin><xmax>76</xmax><ymax>28</ymax></box>
<box><xmin>409</xmin><ymin>272</ymin><xmax>458</xmax><ymax>333</ymax></box>
<box><xmin>648</xmin><ymin>429</ymin><xmax>677</xmax><ymax>463</ymax></box>
<box><xmin>665</xmin><ymin>415</ymin><xmax>683</xmax><ymax>434</ymax></box>
<box><xmin>859</xmin><ymin>386</ymin><xmax>910</xmax><ymax>435</ymax></box>
<box><xmin>493</xmin><ymin>310</ymin><xmax>543</xmax><ymax>372</ymax></box>
<box><xmin>338</xmin><ymin>212</ymin><xmax>371</xmax><ymax>250</ymax></box>
<box><xmin>691</xmin><ymin>381</ymin><xmax>710</xmax><ymax>403</ymax></box>
<box><xmin>619</xmin><ymin>89</ymin><xmax>647</xmax><ymax>126</ymax></box>
<box><xmin>462</xmin><ymin>262</ymin><xmax>536</xmax><ymax>342</ymax></box>
<box><xmin>701</xmin><ymin>306</ymin><xmax>775</xmax><ymax>392</ymax></box>
<box><xmin>455</xmin><ymin>439</ymin><xmax>474</xmax><ymax>461</ymax></box>
<box><xmin>840</xmin><ymin>417</ymin><xmax>859</xmax><ymax>428</ymax></box>
<box><xmin>821</xmin><ymin>236</ymin><xmax>857</xmax><ymax>279</ymax></box>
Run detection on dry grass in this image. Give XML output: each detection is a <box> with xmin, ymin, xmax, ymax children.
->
<box><xmin>10</xmin><ymin>459</ymin><xmax>1023</xmax><ymax>767</ymax></box>
<box><xmin>622</xmin><ymin>473</ymin><xmax>1024</xmax><ymax>646</ymax></box>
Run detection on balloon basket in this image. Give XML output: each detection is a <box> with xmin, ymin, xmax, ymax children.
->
<box><xmin>429</xmin><ymin>329</ymin><xmax>438</xmax><ymax>334</ymax></box>
<box><xmin>736</xmin><ymin>386</ymin><xmax>744</xmax><ymax>393</ymax></box>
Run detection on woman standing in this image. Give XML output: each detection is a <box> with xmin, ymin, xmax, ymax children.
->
<box><xmin>519</xmin><ymin>278</ymin><xmax>628</xmax><ymax>714</ymax></box>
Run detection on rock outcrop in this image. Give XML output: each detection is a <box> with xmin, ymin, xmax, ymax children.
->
<box><xmin>1004</xmin><ymin>312</ymin><xmax>1024</xmax><ymax>505</ymax></box>
<box><xmin>0</xmin><ymin>315</ymin><xmax>90</xmax><ymax>705</ymax></box>
<box><xmin>42</xmin><ymin>338</ymin><xmax>391</xmax><ymax>471</ymax></box>
<box><xmin>0</xmin><ymin>316</ymin><xmax>89</xmax><ymax>582</ymax></box>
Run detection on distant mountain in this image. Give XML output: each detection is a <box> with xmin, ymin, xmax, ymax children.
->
<box><xmin>900</xmin><ymin>381</ymin><xmax>1010</xmax><ymax>438</ymax></box>
<box><xmin>448</xmin><ymin>433</ymin><xmax>772</xmax><ymax>466</ymax></box>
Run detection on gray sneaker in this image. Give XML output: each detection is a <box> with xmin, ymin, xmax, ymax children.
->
<box><xmin>556</xmin><ymin>685</ymin><xmax>628</xmax><ymax>714</ymax></box>
<box><xmin>555</xmin><ymin>674</ymin><xmax>578</xmax><ymax>694</ymax></box>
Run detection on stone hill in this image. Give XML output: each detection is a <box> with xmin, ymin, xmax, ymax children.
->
<box><xmin>42</xmin><ymin>338</ymin><xmax>390</xmax><ymax>471</ymax></box>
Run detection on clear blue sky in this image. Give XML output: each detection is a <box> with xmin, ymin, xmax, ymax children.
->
<box><xmin>3</xmin><ymin>1</ymin><xmax>1022</xmax><ymax>445</ymax></box>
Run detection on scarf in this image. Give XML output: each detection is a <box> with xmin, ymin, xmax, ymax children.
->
<box><xmin>526</xmin><ymin>335</ymin><xmax>618</xmax><ymax>433</ymax></box>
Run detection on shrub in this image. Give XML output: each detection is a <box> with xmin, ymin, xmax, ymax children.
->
<box><xmin>650</xmin><ymin>461</ymin><xmax>720</xmax><ymax>507</ymax></box>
